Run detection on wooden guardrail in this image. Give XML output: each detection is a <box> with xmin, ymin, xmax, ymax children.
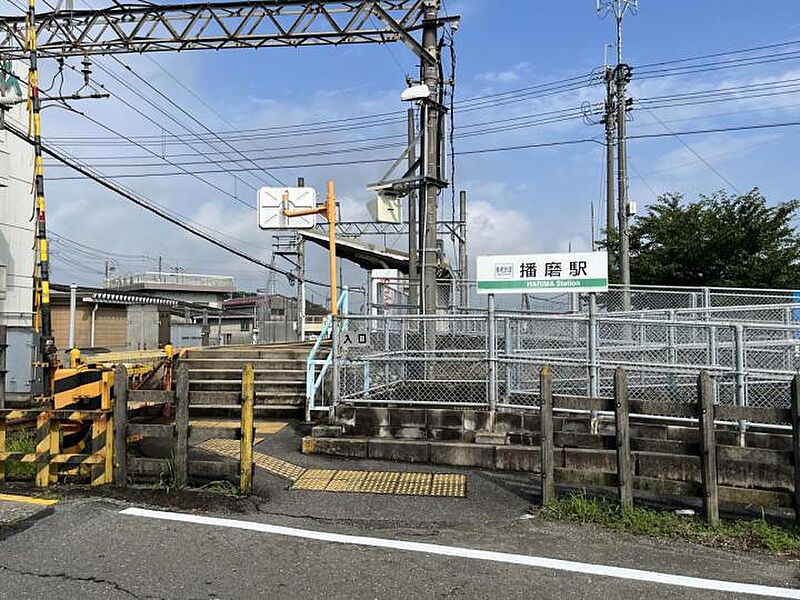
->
<box><xmin>539</xmin><ymin>367</ymin><xmax>800</xmax><ymax>527</ymax></box>
<box><xmin>114</xmin><ymin>363</ymin><xmax>255</xmax><ymax>492</ymax></box>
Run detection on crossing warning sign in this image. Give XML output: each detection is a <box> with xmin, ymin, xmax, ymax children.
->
<box><xmin>340</xmin><ymin>329</ymin><xmax>370</xmax><ymax>349</ymax></box>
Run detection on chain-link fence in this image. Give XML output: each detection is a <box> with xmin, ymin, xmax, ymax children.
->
<box><xmin>369</xmin><ymin>279</ymin><xmax>799</xmax><ymax>318</ymax></box>
<box><xmin>334</xmin><ymin>311</ymin><xmax>800</xmax><ymax>420</ymax></box>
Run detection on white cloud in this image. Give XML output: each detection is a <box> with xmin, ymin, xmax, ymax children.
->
<box><xmin>476</xmin><ymin>61</ymin><xmax>531</xmax><ymax>84</ymax></box>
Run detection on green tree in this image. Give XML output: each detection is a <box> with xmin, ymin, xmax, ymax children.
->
<box><xmin>615</xmin><ymin>189</ymin><xmax>800</xmax><ymax>288</ymax></box>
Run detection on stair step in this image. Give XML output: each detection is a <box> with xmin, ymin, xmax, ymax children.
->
<box><xmin>188</xmin><ymin>369</ymin><xmax>305</xmax><ymax>381</ymax></box>
<box><xmin>189</xmin><ymin>391</ymin><xmax>305</xmax><ymax>405</ymax></box>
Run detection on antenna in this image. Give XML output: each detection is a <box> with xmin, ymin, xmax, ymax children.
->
<box><xmin>597</xmin><ymin>0</ymin><xmax>639</xmax><ymax>65</ymax></box>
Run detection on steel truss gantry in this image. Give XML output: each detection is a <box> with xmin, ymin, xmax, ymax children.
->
<box><xmin>0</xmin><ymin>1</ymin><xmax>439</xmax><ymax>63</ymax></box>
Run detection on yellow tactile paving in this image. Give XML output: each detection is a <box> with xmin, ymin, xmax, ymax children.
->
<box><xmin>198</xmin><ymin>439</ymin><xmax>304</xmax><ymax>480</ymax></box>
<box><xmin>197</xmin><ymin>439</ymin><xmax>466</xmax><ymax>497</ymax></box>
<box><xmin>292</xmin><ymin>469</ymin><xmax>336</xmax><ymax>490</ymax></box>
<box><xmin>190</xmin><ymin>420</ymin><xmax>286</xmax><ymax>434</ymax></box>
<box><xmin>291</xmin><ymin>469</ymin><xmax>466</xmax><ymax>498</ymax></box>
<box><xmin>253</xmin><ymin>453</ymin><xmax>306</xmax><ymax>481</ymax></box>
<box><xmin>394</xmin><ymin>472</ymin><xmax>433</xmax><ymax>496</ymax></box>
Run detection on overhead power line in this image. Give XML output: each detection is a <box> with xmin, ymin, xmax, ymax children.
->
<box><xmin>3</xmin><ymin>120</ymin><xmax>330</xmax><ymax>288</ymax></box>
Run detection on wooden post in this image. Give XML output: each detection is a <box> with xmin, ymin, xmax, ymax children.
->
<box><xmin>614</xmin><ymin>367</ymin><xmax>633</xmax><ymax>511</ymax></box>
<box><xmin>113</xmin><ymin>365</ymin><xmax>129</xmax><ymax>486</ymax></box>
<box><xmin>35</xmin><ymin>412</ymin><xmax>50</xmax><ymax>488</ymax></box>
<box><xmin>174</xmin><ymin>363</ymin><xmax>189</xmax><ymax>489</ymax></box>
<box><xmin>0</xmin><ymin>415</ymin><xmax>6</xmax><ymax>482</ymax></box>
<box><xmin>790</xmin><ymin>374</ymin><xmax>800</xmax><ymax>524</ymax></box>
<box><xmin>540</xmin><ymin>366</ymin><xmax>555</xmax><ymax>506</ymax></box>
<box><xmin>240</xmin><ymin>363</ymin><xmax>255</xmax><ymax>495</ymax></box>
<box><xmin>49</xmin><ymin>420</ymin><xmax>60</xmax><ymax>485</ymax></box>
<box><xmin>90</xmin><ymin>415</ymin><xmax>107</xmax><ymax>486</ymax></box>
<box><xmin>698</xmin><ymin>371</ymin><xmax>719</xmax><ymax>527</ymax></box>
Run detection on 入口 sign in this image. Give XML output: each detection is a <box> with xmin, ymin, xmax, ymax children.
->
<box><xmin>340</xmin><ymin>329</ymin><xmax>370</xmax><ymax>348</ymax></box>
<box><xmin>476</xmin><ymin>251</ymin><xmax>609</xmax><ymax>295</ymax></box>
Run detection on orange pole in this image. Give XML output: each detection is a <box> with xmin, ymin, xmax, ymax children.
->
<box><xmin>282</xmin><ymin>180</ymin><xmax>339</xmax><ymax>316</ymax></box>
<box><xmin>327</xmin><ymin>180</ymin><xmax>338</xmax><ymax>316</ymax></box>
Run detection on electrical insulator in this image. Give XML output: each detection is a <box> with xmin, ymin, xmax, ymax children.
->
<box><xmin>81</xmin><ymin>56</ymin><xmax>92</xmax><ymax>87</ymax></box>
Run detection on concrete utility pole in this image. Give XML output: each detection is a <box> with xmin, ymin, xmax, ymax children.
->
<box><xmin>616</xmin><ymin>63</ymin><xmax>632</xmax><ymax>311</ymax></box>
<box><xmin>407</xmin><ymin>108</ymin><xmax>419</xmax><ymax>313</ymax></box>
<box><xmin>421</xmin><ymin>0</ymin><xmax>441</xmax><ymax>316</ymax></box>
<box><xmin>598</xmin><ymin>0</ymin><xmax>637</xmax><ymax>311</ymax></box>
<box><xmin>458</xmin><ymin>190</ymin><xmax>469</xmax><ymax>309</ymax></box>
<box><xmin>603</xmin><ymin>66</ymin><xmax>616</xmax><ymax>275</ymax></box>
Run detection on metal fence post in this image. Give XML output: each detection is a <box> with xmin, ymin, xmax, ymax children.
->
<box><xmin>703</xmin><ymin>287</ymin><xmax>712</xmax><ymax>320</ymax></box>
<box><xmin>708</xmin><ymin>324</ymin><xmax>718</xmax><ymax>404</ymax></box>
<box><xmin>587</xmin><ymin>294</ymin><xmax>600</xmax><ymax>433</ymax></box>
<box><xmin>734</xmin><ymin>324</ymin><xmax>747</xmax><ymax>446</ymax></box>
<box><xmin>504</xmin><ymin>317</ymin><xmax>512</xmax><ymax>401</ymax></box>
<box><xmin>487</xmin><ymin>294</ymin><xmax>498</xmax><ymax>419</ymax></box>
<box><xmin>588</xmin><ymin>294</ymin><xmax>599</xmax><ymax>398</ymax></box>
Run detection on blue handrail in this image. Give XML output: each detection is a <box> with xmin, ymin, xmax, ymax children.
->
<box><xmin>305</xmin><ymin>287</ymin><xmax>348</xmax><ymax>421</ymax></box>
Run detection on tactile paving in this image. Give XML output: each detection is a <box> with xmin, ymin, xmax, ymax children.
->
<box><xmin>198</xmin><ymin>439</ymin><xmax>466</xmax><ymax>497</ymax></box>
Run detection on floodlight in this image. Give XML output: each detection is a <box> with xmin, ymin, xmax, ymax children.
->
<box><xmin>401</xmin><ymin>83</ymin><xmax>431</xmax><ymax>102</ymax></box>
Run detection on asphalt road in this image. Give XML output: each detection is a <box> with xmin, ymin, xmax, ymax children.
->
<box><xmin>0</xmin><ymin>425</ymin><xmax>798</xmax><ymax>599</ymax></box>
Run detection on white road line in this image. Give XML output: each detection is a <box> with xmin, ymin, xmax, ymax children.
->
<box><xmin>120</xmin><ymin>507</ymin><xmax>800</xmax><ymax>598</ymax></box>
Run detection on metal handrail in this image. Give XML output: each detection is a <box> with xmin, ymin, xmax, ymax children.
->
<box><xmin>305</xmin><ymin>287</ymin><xmax>349</xmax><ymax>421</ymax></box>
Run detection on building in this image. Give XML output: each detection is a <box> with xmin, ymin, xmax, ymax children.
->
<box><xmin>104</xmin><ymin>272</ymin><xmax>235</xmax><ymax>308</ymax></box>
<box><xmin>0</xmin><ymin>60</ymin><xmax>36</xmax><ymax>403</ymax></box>
<box><xmin>219</xmin><ymin>294</ymin><xmax>328</xmax><ymax>345</ymax></box>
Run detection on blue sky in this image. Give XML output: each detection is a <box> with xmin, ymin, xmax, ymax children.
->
<box><xmin>8</xmin><ymin>0</ymin><xmax>799</xmax><ymax>303</ymax></box>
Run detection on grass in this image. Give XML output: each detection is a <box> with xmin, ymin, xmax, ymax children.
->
<box><xmin>5</xmin><ymin>432</ymin><xmax>36</xmax><ymax>479</ymax></box>
<box><xmin>197</xmin><ymin>480</ymin><xmax>240</xmax><ymax>497</ymax></box>
<box><xmin>540</xmin><ymin>492</ymin><xmax>800</xmax><ymax>556</ymax></box>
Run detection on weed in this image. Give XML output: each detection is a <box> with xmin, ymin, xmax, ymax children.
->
<box><xmin>152</xmin><ymin>457</ymin><xmax>177</xmax><ymax>494</ymax></box>
<box><xmin>4</xmin><ymin>432</ymin><xmax>36</xmax><ymax>479</ymax></box>
<box><xmin>540</xmin><ymin>492</ymin><xmax>800</xmax><ymax>556</ymax></box>
<box><xmin>198</xmin><ymin>480</ymin><xmax>240</xmax><ymax>497</ymax></box>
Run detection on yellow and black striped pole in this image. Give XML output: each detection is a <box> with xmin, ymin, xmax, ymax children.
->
<box><xmin>26</xmin><ymin>0</ymin><xmax>57</xmax><ymax>398</ymax></box>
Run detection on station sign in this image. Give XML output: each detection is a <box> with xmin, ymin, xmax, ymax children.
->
<box><xmin>476</xmin><ymin>251</ymin><xmax>609</xmax><ymax>295</ymax></box>
<box><xmin>258</xmin><ymin>187</ymin><xmax>317</xmax><ymax>230</ymax></box>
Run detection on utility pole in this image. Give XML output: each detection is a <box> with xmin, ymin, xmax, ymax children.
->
<box><xmin>27</xmin><ymin>0</ymin><xmax>57</xmax><ymax>396</ymax></box>
<box><xmin>420</xmin><ymin>0</ymin><xmax>442</xmax><ymax>317</ymax></box>
<box><xmin>407</xmin><ymin>108</ymin><xmax>419</xmax><ymax>313</ymax></box>
<box><xmin>603</xmin><ymin>64</ymin><xmax>616</xmax><ymax>275</ymax></box>
<box><xmin>458</xmin><ymin>190</ymin><xmax>468</xmax><ymax>309</ymax></box>
<box><xmin>598</xmin><ymin>0</ymin><xmax>637</xmax><ymax>311</ymax></box>
<box><xmin>616</xmin><ymin>63</ymin><xmax>633</xmax><ymax>311</ymax></box>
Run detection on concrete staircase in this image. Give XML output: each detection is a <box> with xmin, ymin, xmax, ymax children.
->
<box><xmin>181</xmin><ymin>343</ymin><xmax>327</xmax><ymax>418</ymax></box>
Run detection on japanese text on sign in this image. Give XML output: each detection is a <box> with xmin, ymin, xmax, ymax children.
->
<box><xmin>476</xmin><ymin>252</ymin><xmax>608</xmax><ymax>295</ymax></box>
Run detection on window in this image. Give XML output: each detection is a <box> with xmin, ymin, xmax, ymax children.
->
<box><xmin>240</xmin><ymin>319</ymin><xmax>251</xmax><ymax>332</ymax></box>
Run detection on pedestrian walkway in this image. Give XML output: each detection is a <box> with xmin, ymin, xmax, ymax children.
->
<box><xmin>190</xmin><ymin>420</ymin><xmax>286</xmax><ymax>435</ymax></box>
<box><xmin>197</xmin><ymin>439</ymin><xmax>467</xmax><ymax>498</ymax></box>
